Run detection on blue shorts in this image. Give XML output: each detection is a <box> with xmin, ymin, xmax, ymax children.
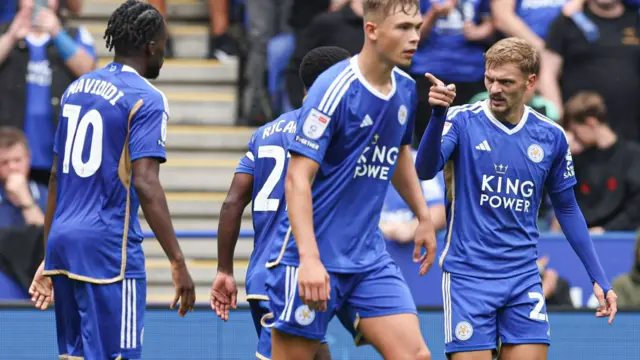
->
<box><xmin>442</xmin><ymin>270</ymin><xmax>551</xmax><ymax>354</ymax></box>
<box><xmin>265</xmin><ymin>261</ymin><xmax>417</xmax><ymax>342</ymax></box>
<box><xmin>52</xmin><ymin>276</ymin><xmax>146</xmax><ymax>360</ymax></box>
<box><xmin>249</xmin><ymin>298</ymin><xmax>335</xmax><ymax>359</ymax></box>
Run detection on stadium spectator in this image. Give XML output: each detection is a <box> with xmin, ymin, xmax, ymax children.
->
<box><xmin>553</xmin><ymin>92</ymin><xmax>640</xmax><ymax>232</ymax></box>
<box><xmin>538</xmin><ymin>256</ymin><xmax>574</xmax><ymax>307</ymax></box>
<box><xmin>539</xmin><ymin>0</ymin><xmax>640</xmax><ymax>140</ymax></box>
<box><xmin>612</xmin><ymin>234</ymin><xmax>640</xmax><ymax>308</ymax></box>
<box><xmin>491</xmin><ymin>0</ymin><xmax>567</xmax><ymax>52</ymax></box>
<box><xmin>0</xmin><ymin>127</ymin><xmax>46</xmax><ymax>229</ymax></box>
<box><xmin>0</xmin><ymin>127</ymin><xmax>46</xmax><ymax>302</ymax></box>
<box><xmin>284</xmin><ymin>0</ymin><xmax>364</xmax><ymax>108</ymax></box>
<box><xmin>147</xmin><ymin>0</ymin><xmax>239</xmax><ymax>60</ymax></box>
<box><xmin>288</xmin><ymin>0</ymin><xmax>331</xmax><ymax>38</ymax></box>
<box><xmin>411</xmin><ymin>0</ymin><xmax>494</xmax><ymax>145</ymax></box>
<box><xmin>243</xmin><ymin>0</ymin><xmax>294</xmax><ymax>125</ymax></box>
<box><xmin>0</xmin><ymin>0</ymin><xmax>97</xmax><ymax>185</ymax></box>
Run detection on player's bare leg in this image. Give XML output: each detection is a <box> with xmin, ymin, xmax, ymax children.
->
<box><xmin>314</xmin><ymin>343</ymin><xmax>332</xmax><ymax>360</ymax></box>
<box><xmin>448</xmin><ymin>350</ymin><xmax>493</xmax><ymax>360</ymax></box>
<box><xmin>358</xmin><ymin>313</ymin><xmax>431</xmax><ymax>360</ymax></box>
<box><xmin>498</xmin><ymin>344</ymin><xmax>548</xmax><ymax>360</ymax></box>
<box><xmin>271</xmin><ymin>328</ymin><xmax>321</xmax><ymax>360</ymax></box>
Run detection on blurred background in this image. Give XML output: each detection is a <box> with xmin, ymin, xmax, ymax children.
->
<box><xmin>0</xmin><ymin>0</ymin><xmax>639</xmax><ymax>358</ymax></box>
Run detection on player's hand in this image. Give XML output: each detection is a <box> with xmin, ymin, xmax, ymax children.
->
<box><xmin>413</xmin><ymin>217</ymin><xmax>437</xmax><ymax>276</ymax></box>
<box><xmin>425</xmin><ymin>73</ymin><xmax>456</xmax><ymax>108</ymax></box>
<box><xmin>29</xmin><ymin>260</ymin><xmax>53</xmax><ymax>311</ymax></box>
<box><xmin>8</xmin><ymin>7</ymin><xmax>31</xmax><ymax>40</ymax></box>
<box><xmin>210</xmin><ymin>270</ymin><xmax>238</xmax><ymax>322</ymax></box>
<box><xmin>170</xmin><ymin>261</ymin><xmax>196</xmax><ymax>317</ymax></box>
<box><xmin>594</xmin><ymin>283</ymin><xmax>617</xmax><ymax>325</ymax></box>
<box><xmin>298</xmin><ymin>256</ymin><xmax>330</xmax><ymax>312</ymax></box>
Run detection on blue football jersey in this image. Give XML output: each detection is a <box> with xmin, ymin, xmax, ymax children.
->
<box><xmin>236</xmin><ymin>110</ymin><xmax>299</xmax><ymax>297</ymax></box>
<box><xmin>267</xmin><ymin>55</ymin><xmax>417</xmax><ymax>273</ymax></box>
<box><xmin>44</xmin><ymin>62</ymin><xmax>169</xmax><ymax>283</ymax></box>
<box><xmin>437</xmin><ymin>100</ymin><xmax>577</xmax><ymax>278</ymax></box>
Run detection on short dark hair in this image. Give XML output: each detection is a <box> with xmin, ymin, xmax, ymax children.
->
<box><xmin>104</xmin><ymin>0</ymin><xmax>165</xmax><ymax>55</ymax></box>
<box><xmin>299</xmin><ymin>46</ymin><xmax>352</xmax><ymax>90</ymax></box>
<box><xmin>564</xmin><ymin>91</ymin><xmax>608</xmax><ymax>125</ymax></box>
<box><xmin>0</xmin><ymin>126</ymin><xmax>28</xmax><ymax>150</ymax></box>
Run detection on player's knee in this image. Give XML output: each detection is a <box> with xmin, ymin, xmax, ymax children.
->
<box><xmin>313</xmin><ymin>343</ymin><xmax>332</xmax><ymax>360</ymax></box>
<box><xmin>414</xmin><ymin>347</ymin><xmax>432</xmax><ymax>360</ymax></box>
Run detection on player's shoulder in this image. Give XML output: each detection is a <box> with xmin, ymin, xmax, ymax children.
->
<box><xmin>254</xmin><ymin>109</ymin><xmax>300</xmax><ymax>146</ymax></box>
<box><xmin>446</xmin><ymin>100</ymin><xmax>485</xmax><ymax>124</ymax></box>
<box><xmin>312</xmin><ymin>57</ymin><xmax>354</xmax><ymax>91</ymax></box>
<box><xmin>526</xmin><ymin>106</ymin><xmax>567</xmax><ymax>140</ymax></box>
<box><xmin>392</xmin><ymin>67</ymin><xmax>416</xmax><ymax>88</ymax></box>
<box><xmin>120</xmin><ymin>68</ymin><xmax>170</xmax><ymax>116</ymax></box>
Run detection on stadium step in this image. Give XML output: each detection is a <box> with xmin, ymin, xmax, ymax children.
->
<box><xmin>160</xmin><ymin>158</ymin><xmax>235</xmax><ymax>192</ymax></box>
<box><xmin>166</xmin><ymin>125</ymin><xmax>255</xmax><ymax>152</ymax></box>
<box><xmin>146</xmin><ymin>284</ymin><xmax>248</xmax><ymax>304</ymax></box>
<box><xmin>143</xmin><ymin>238</ymin><xmax>255</xmax><ymax>260</ymax></box>
<box><xmin>82</xmin><ymin>0</ymin><xmax>209</xmax><ymax>23</ymax></box>
<box><xmin>140</xmin><ymin>217</ymin><xmax>252</xmax><ymax>232</ymax></box>
<box><xmin>95</xmin><ymin>58</ymin><xmax>238</xmax><ymax>85</ymax></box>
<box><xmin>146</xmin><ymin>258</ymin><xmax>248</xmax><ymax>285</ymax></box>
<box><xmin>137</xmin><ymin>191</ymin><xmax>252</xmax><ymax>219</ymax></box>
<box><xmin>81</xmin><ymin>20</ymin><xmax>220</xmax><ymax>59</ymax></box>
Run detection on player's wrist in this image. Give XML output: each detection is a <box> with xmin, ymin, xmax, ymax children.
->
<box><xmin>299</xmin><ymin>247</ymin><xmax>321</xmax><ymax>261</ymax></box>
<box><xmin>170</xmin><ymin>256</ymin><xmax>187</xmax><ymax>269</ymax></box>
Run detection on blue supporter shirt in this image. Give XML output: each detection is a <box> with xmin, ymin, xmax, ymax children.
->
<box><xmin>267</xmin><ymin>55</ymin><xmax>417</xmax><ymax>273</ymax></box>
<box><xmin>0</xmin><ymin>1</ymin><xmax>16</xmax><ymax>22</ymax></box>
<box><xmin>23</xmin><ymin>27</ymin><xmax>97</xmax><ymax>171</ymax></box>
<box><xmin>0</xmin><ymin>181</ymin><xmax>48</xmax><ymax>228</ymax></box>
<box><xmin>516</xmin><ymin>0</ymin><xmax>567</xmax><ymax>39</ymax></box>
<box><xmin>44</xmin><ymin>62</ymin><xmax>170</xmax><ymax>283</ymax></box>
<box><xmin>235</xmin><ymin>110</ymin><xmax>299</xmax><ymax>298</ymax></box>
<box><xmin>410</xmin><ymin>0</ymin><xmax>490</xmax><ymax>82</ymax></box>
<box><xmin>434</xmin><ymin>100</ymin><xmax>576</xmax><ymax>278</ymax></box>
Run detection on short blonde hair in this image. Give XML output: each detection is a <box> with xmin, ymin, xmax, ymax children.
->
<box><xmin>0</xmin><ymin>126</ymin><xmax>28</xmax><ymax>150</ymax></box>
<box><xmin>363</xmin><ymin>0</ymin><xmax>420</xmax><ymax>18</ymax></box>
<box><xmin>485</xmin><ymin>37</ymin><xmax>540</xmax><ymax>76</ymax></box>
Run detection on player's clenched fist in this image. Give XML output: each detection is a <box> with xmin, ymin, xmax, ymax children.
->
<box><xmin>298</xmin><ymin>256</ymin><xmax>331</xmax><ymax>312</ymax></box>
<box><xmin>425</xmin><ymin>73</ymin><xmax>456</xmax><ymax>108</ymax></box>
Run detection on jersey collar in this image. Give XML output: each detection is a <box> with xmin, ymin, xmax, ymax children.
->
<box><xmin>481</xmin><ymin>100</ymin><xmax>529</xmax><ymax>135</ymax></box>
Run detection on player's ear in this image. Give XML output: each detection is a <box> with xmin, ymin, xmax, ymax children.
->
<box><xmin>526</xmin><ymin>73</ymin><xmax>536</xmax><ymax>90</ymax></box>
<box><xmin>145</xmin><ymin>41</ymin><xmax>156</xmax><ymax>58</ymax></box>
<box><xmin>364</xmin><ymin>21</ymin><xmax>379</xmax><ymax>41</ymax></box>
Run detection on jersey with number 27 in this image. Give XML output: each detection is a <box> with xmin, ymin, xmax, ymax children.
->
<box><xmin>44</xmin><ymin>62</ymin><xmax>169</xmax><ymax>283</ymax></box>
<box><xmin>235</xmin><ymin>110</ymin><xmax>299</xmax><ymax>297</ymax></box>
<box><xmin>437</xmin><ymin>101</ymin><xmax>576</xmax><ymax>279</ymax></box>
<box><xmin>267</xmin><ymin>55</ymin><xmax>417</xmax><ymax>273</ymax></box>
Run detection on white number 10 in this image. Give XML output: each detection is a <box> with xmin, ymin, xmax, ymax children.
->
<box><xmin>62</xmin><ymin>104</ymin><xmax>104</xmax><ymax>178</ymax></box>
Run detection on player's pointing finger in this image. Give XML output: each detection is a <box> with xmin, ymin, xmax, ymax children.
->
<box><xmin>425</xmin><ymin>73</ymin><xmax>444</xmax><ymax>87</ymax></box>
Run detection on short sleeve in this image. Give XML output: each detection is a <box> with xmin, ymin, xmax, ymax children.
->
<box><xmin>287</xmin><ymin>75</ymin><xmax>343</xmax><ymax>164</ymax></box>
<box><xmin>236</xmin><ymin>130</ymin><xmax>258</xmax><ymax>175</ymax></box>
<box><xmin>545</xmin><ymin>134</ymin><xmax>577</xmax><ymax>194</ymax></box>
<box><xmin>402</xmin><ymin>85</ymin><xmax>418</xmax><ymax>145</ymax></box>
<box><xmin>53</xmin><ymin>120</ymin><xmax>62</xmax><ymax>155</ymax></box>
<box><xmin>545</xmin><ymin>16</ymin><xmax>567</xmax><ymax>55</ymax></box>
<box><xmin>75</xmin><ymin>26</ymin><xmax>98</xmax><ymax>61</ymax></box>
<box><xmin>129</xmin><ymin>99</ymin><xmax>168</xmax><ymax>163</ymax></box>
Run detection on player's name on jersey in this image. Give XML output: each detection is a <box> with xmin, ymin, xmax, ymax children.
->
<box><xmin>480</xmin><ymin>169</ymin><xmax>535</xmax><ymax>212</ymax></box>
<box><xmin>262</xmin><ymin>119</ymin><xmax>297</xmax><ymax>139</ymax></box>
<box><xmin>64</xmin><ymin>78</ymin><xmax>125</xmax><ymax>106</ymax></box>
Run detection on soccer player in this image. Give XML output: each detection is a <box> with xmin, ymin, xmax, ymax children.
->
<box><xmin>415</xmin><ymin>37</ymin><xmax>618</xmax><ymax>360</ymax></box>
<box><xmin>28</xmin><ymin>1</ymin><xmax>196</xmax><ymax>359</ymax></box>
<box><xmin>210</xmin><ymin>46</ymin><xmax>352</xmax><ymax>360</ymax></box>
<box><xmin>264</xmin><ymin>1</ymin><xmax>437</xmax><ymax>359</ymax></box>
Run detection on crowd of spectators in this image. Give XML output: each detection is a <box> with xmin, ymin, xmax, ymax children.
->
<box><xmin>0</xmin><ymin>0</ymin><xmax>639</xmax><ymax>306</ymax></box>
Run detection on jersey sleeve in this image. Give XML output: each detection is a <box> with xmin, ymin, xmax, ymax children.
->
<box><xmin>129</xmin><ymin>97</ymin><xmax>168</xmax><ymax>163</ymax></box>
<box><xmin>441</xmin><ymin>108</ymin><xmax>461</xmax><ymax>163</ymax></box>
<box><xmin>402</xmin><ymin>85</ymin><xmax>418</xmax><ymax>145</ymax></box>
<box><xmin>287</xmin><ymin>76</ymin><xmax>343</xmax><ymax>164</ymax></box>
<box><xmin>74</xmin><ymin>26</ymin><xmax>98</xmax><ymax>61</ymax></box>
<box><xmin>545</xmin><ymin>133</ymin><xmax>577</xmax><ymax>194</ymax></box>
<box><xmin>236</xmin><ymin>130</ymin><xmax>258</xmax><ymax>175</ymax></box>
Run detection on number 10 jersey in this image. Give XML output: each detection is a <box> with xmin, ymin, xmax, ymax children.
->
<box><xmin>44</xmin><ymin>62</ymin><xmax>169</xmax><ymax>283</ymax></box>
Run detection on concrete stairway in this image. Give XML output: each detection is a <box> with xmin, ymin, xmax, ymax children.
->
<box><xmin>75</xmin><ymin>0</ymin><xmax>256</xmax><ymax>304</ymax></box>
